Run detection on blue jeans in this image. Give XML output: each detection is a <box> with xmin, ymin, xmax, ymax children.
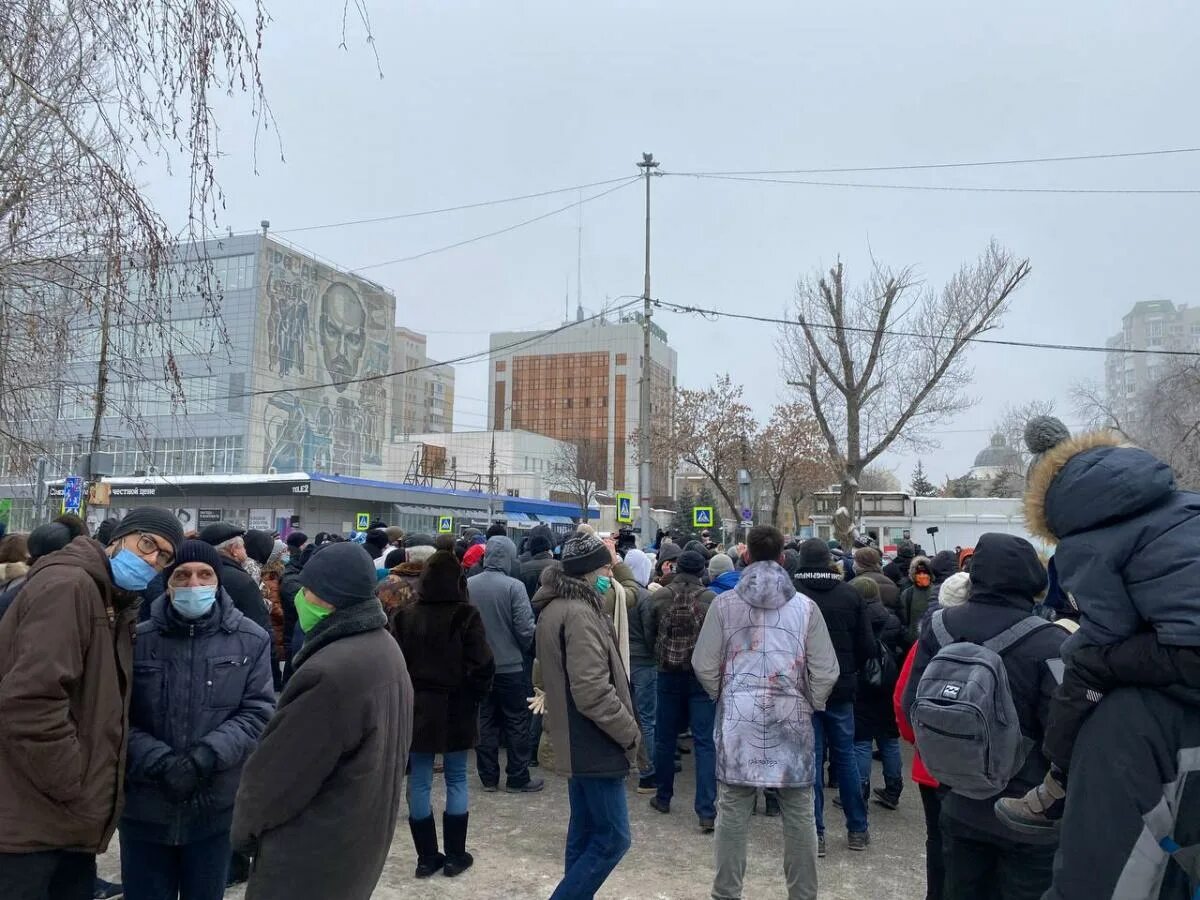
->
<box><xmin>654</xmin><ymin>670</ymin><xmax>716</xmax><ymax>819</ymax></box>
<box><xmin>408</xmin><ymin>750</ymin><xmax>469</xmax><ymax>820</ymax></box>
<box><xmin>854</xmin><ymin>736</ymin><xmax>902</xmax><ymax>786</ymax></box>
<box><xmin>119</xmin><ymin>828</ymin><xmax>230</xmax><ymax>900</ymax></box>
<box><xmin>550</xmin><ymin>776</ymin><xmax>631</xmax><ymax>900</ymax></box>
<box><xmin>630</xmin><ymin>663</ymin><xmax>657</xmax><ymax>778</ymax></box>
<box><xmin>812</xmin><ymin>702</ymin><xmax>869</xmax><ymax>835</ymax></box>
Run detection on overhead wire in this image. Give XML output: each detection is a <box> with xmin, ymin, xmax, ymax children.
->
<box><xmin>669</xmin><ymin>172</ymin><xmax>1200</xmax><ymax>196</ymax></box>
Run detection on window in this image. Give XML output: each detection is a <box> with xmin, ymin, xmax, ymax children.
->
<box><xmin>1149</xmin><ymin>320</ymin><xmax>1164</xmax><ymax>342</ymax></box>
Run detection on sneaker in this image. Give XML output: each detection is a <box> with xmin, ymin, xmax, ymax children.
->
<box><xmin>699</xmin><ymin>817</ymin><xmax>715</xmax><ymax>833</ymax></box>
<box><xmin>848</xmin><ymin>831</ymin><xmax>870</xmax><ymax>851</ymax></box>
<box><xmin>649</xmin><ymin>796</ymin><xmax>671</xmax><ymax>814</ymax></box>
<box><xmin>637</xmin><ymin>776</ymin><xmax>656</xmax><ymax>794</ymax></box>
<box><xmin>994</xmin><ymin>772</ymin><xmax>1066</xmax><ymax>836</ymax></box>
<box><xmin>817</xmin><ymin>835</ymin><xmax>826</xmax><ymax>858</ymax></box>
<box><xmin>481</xmin><ymin>782</ymin><xmax>498</xmax><ymax>793</ymax></box>
<box><xmin>873</xmin><ymin>786</ymin><xmax>901</xmax><ymax>810</ymax></box>
<box><xmin>505</xmin><ymin>776</ymin><xmax>544</xmax><ymax>793</ymax></box>
<box><xmin>93</xmin><ymin>879</ymin><xmax>124</xmax><ymax>900</ymax></box>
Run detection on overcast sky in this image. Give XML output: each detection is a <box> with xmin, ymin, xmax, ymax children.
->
<box><xmin>151</xmin><ymin>0</ymin><xmax>1200</xmax><ymax>486</ymax></box>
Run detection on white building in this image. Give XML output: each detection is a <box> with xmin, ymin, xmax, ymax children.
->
<box><xmin>392</xmin><ymin>326</ymin><xmax>455</xmax><ymax>438</ymax></box>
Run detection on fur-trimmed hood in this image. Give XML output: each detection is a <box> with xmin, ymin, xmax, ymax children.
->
<box><xmin>531</xmin><ymin>562</ymin><xmax>603</xmax><ymax>613</ymax></box>
<box><xmin>908</xmin><ymin>555</ymin><xmax>931</xmax><ymax>579</ymax></box>
<box><xmin>1024</xmin><ymin>430</ymin><xmax>1175</xmax><ymax>543</ymax></box>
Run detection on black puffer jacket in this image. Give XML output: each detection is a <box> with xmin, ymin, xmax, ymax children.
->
<box><xmin>854</xmin><ymin>596</ymin><xmax>903</xmax><ymax>740</ymax></box>
<box><xmin>902</xmin><ymin>532</ymin><xmax>1067</xmax><ymax>842</ymax></box>
<box><xmin>793</xmin><ymin>568</ymin><xmax>874</xmax><ymax>704</ymax></box>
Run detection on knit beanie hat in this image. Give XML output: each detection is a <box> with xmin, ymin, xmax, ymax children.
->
<box><xmin>1024</xmin><ymin>415</ymin><xmax>1073</xmax><ymax>470</ymax></box>
<box><xmin>386</xmin><ymin>526</ymin><xmax>405</xmax><ymax>543</ymax></box>
<box><xmin>708</xmin><ymin>553</ymin><xmax>734</xmax><ymax>577</ymax></box>
<box><xmin>798</xmin><ymin>538</ymin><xmax>833</xmax><ymax>569</ymax></box>
<box><xmin>299</xmin><ymin>542</ymin><xmax>377</xmax><ymax>609</ymax></box>
<box><xmin>111</xmin><ymin>507</ymin><xmax>184</xmax><ymax>553</ymax></box>
<box><xmin>244</xmin><ymin>530</ymin><xmax>275</xmax><ymax>566</ymax></box>
<box><xmin>853</xmin><ymin>547</ymin><xmax>883</xmax><ymax>572</ymax></box>
<box><xmin>940</xmin><ymin>572</ymin><xmax>972</xmax><ymax>608</ymax></box>
<box><xmin>676</xmin><ymin>550</ymin><xmax>706</xmax><ymax>576</ymax></box>
<box><xmin>848</xmin><ymin>575</ymin><xmax>879</xmax><ymax>602</ymax></box>
<box><xmin>286</xmin><ymin>531</ymin><xmax>309</xmax><ymax>549</ymax></box>
<box><xmin>561</xmin><ymin>531</ymin><xmax>610</xmax><ymax>577</ymax></box>
<box><xmin>165</xmin><ymin>540</ymin><xmax>224</xmax><ymax>590</ymax></box>
<box><xmin>364</xmin><ymin>529</ymin><xmax>390</xmax><ymax>556</ymax></box>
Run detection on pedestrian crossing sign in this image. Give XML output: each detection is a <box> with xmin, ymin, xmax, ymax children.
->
<box><xmin>616</xmin><ymin>492</ymin><xmax>634</xmax><ymax>524</ymax></box>
<box><xmin>438</xmin><ymin>515</ymin><xmax>454</xmax><ymax>534</ymax></box>
<box><xmin>693</xmin><ymin>506</ymin><xmax>714</xmax><ymax>527</ymax></box>
<box><xmin>355</xmin><ymin>512</ymin><xmax>370</xmax><ymax>531</ymax></box>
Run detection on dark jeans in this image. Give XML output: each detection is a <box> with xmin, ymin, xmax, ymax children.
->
<box><xmin>812</xmin><ymin>702</ymin><xmax>869</xmax><ymax>835</ymax></box>
<box><xmin>0</xmin><ymin>850</ymin><xmax>95</xmax><ymax>900</ymax></box>
<box><xmin>919</xmin><ymin>785</ymin><xmax>944</xmax><ymax>900</ymax></box>
<box><xmin>120</xmin><ymin>829</ymin><xmax>231</xmax><ymax>900</ymax></box>
<box><xmin>550</xmin><ymin>776</ymin><xmax>631</xmax><ymax>900</ymax></box>
<box><xmin>476</xmin><ymin>670</ymin><xmax>533</xmax><ymax>788</ymax></box>
<box><xmin>941</xmin><ymin>816</ymin><xmax>1054</xmax><ymax>900</ymax></box>
<box><xmin>653</xmin><ymin>670</ymin><xmax>716</xmax><ymax>819</ymax></box>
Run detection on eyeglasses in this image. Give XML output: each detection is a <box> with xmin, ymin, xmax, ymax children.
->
<box><xmin>135</xmin><ymin>533</ymin><xmax>175</xmax><ymax>569</ymax></box>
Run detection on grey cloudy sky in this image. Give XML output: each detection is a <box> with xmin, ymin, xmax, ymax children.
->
<box><xmin>152</xmin><ymin>0</ymin><xmax>1200</xmax><ymax>485</ymax></box>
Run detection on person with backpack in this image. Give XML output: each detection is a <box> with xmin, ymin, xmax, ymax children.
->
<box><xmin>794</xmin><ymin>539</ymin><xmax>876</xmax><ymax>855</ymax></box>
<box><xmin>901</xmin><ymin>532</ymin><xmax>1067</xmax><ymax>900</ymax></box>
<box><xmin>645</xmin><ymin>549</ymin><xmax>718</xmax><ymax>832</ymax></box>
<box><xmin>848</xmin><ymin>576</ymin><xmax>905</xmax><ymax>811</ymax></box>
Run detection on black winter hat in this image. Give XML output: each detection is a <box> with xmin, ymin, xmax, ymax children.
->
<box><xmin>561</xmin><ymin>531</ymin><xmax>611</xmax><ymax>577</ymax></box>
<box><xmin>298</xmin><ymin>542</ymin><xmax>377</xmax><ymax>609</ymax></box>
<box><xmin>404</xmin><ymin>532</ymin><xmax>435</xmax><ymax>548</ymax></box>
<box><xmin>683</xmin><ymin>540</ymin><xmax>710</xmax><ymax>559</ymax></box>
<box><xmin>930</xmin><ymin>550</ymin><xmax>960</xmax><ymax>582</ymax></box>
<box><xmin>677</xmin><ymin>550</ymin><xmax>707</xmax><ymax>576</ymax></box>
<box><xmin>165</xmin><ymin>540</ymin><xmax>224</xmax><ymax>590</ymax></box>
<box><xmin>383</xmin><ymin>548</ymin><xmax>406</xmax><ymax>570</ymax></box>
<box><xmin>529</xmin><ymin>533</ymin><xmax>552</xmax><ymax>555</ymax></box>
<box><xmin>244</xmin><ymin>529</ymin><xmax>275</xmax><ymax>566</ymax></box>
<box><xmin>798</xmin><ymin>538</ymin><xmax>833</xmax><ymax>569</ymax></box>
<box><xmin>199</xmin><ymin>521</ymin><xmax>245</xmax><ymax>547</ymax></box>
<box><xmin>285</xmin><ymin>531</ymin><xmax>309</xmax><ymax>549</ymax></box>
<box><xmin>657</xmin><ymin>542</ymin><xmax>682</xmax><ymax>563</ymax></box>
<box><xmin>364</xmin><ymin>529</ymin><xmax>390</xmax><ymax>554</ymax></box>
<box><xmin>28</xmin><ymin>515</ymin><xmax>87</xmax><ymax>561</ymax></box>
<box><xmin>111</xmin><ymin>507</ymin><xmax>184</xmax><ymax>553</ymax></box>
<box><xmin>93</xmin><ymin>518</ymin><xmax>121</xmax><ymax>546</ymax></box>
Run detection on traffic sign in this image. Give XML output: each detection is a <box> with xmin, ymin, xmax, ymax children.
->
<box><xmin>693</xmin><ymin>506</ymin><xmax>714</xmax><ymax>528</ymax></box>
<box><xmin>615</xmin><ymin>492</ymin><xmax>634</xmax><ymax>524</ymax></box>
<box><xmin>355</xmin><ymin>512</ymin><xmax>370</xmax><ymax>531</ymax></box>
<box><xmin>438</xmin><ymin>515</ymin><xmax>454</xmax><ymax>534</ymax></box>
<box><xmin>741</xmin><ymin>507</ymin><xmax>753</xmax><ymax>523</ymax></box>
<box><xmin>62</xmin><ymin>476</ymin><xmax>84</xmax><ymax>516</ymax></box>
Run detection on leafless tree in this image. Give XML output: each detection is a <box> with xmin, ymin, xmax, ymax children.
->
<box><xmin>994</xmin><ymin>399</ymin><xmax>1056</xmax><ymax>471</ymax></box>
<box><xmin>779</xmin><ymin>241</ymin><xmax>1032</xmax><ymax>542</ymax></box>
<box><xmin>548</xmin><ymin>439</ymin><xmax>606</xmax><ymax>521</ymax></box>
<box><xmin>858</xmin><ymin>466</ymin><xmax>902</xmax><ymax>492</ymax></box>
<box><xmin>750</xmin><ymin>401</ymin><xmax>830</xmax><ymax>528</ymax></box>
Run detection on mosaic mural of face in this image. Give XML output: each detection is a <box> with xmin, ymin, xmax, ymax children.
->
<box><xmin>318</xmin><ymin>282</ymin><xmax>367</xmax><ymax>391</ymax></box>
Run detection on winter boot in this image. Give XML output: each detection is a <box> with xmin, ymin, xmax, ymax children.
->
<box><xmin>994</xmin><ymin>767</ymin><xmax>1067</xmax><ymax>836</ymax></box>
<box><xmin>873</xmin><ymin>777</ymin><xmax>904</xmax><ymax>810</ymax></box>
<box><xmin>408</xmin><ymin>816</ymin><xmax>445</xmax><ymax>878</ymax></box>
<box><xmin>442</xmin><ymin>812</ymin><xmax>474</xmax><ymax>877</ymax></box>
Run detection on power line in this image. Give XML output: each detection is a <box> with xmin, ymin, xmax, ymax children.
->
<box><xmin>678</xmin><ymin>146</ymin><xmax>1200</xmax><ymax>177</ymax></box>
<box><xmin>670</xmin><ymin>172</ymin><xmax>1200</xmax><ymax>196</ymax></box>
<box><xmin>652</xmin><ymin>299</ymin><xmax>1200</xmax><ymax>358</ymax></box>
<box><xmin>274</xmin><ymin>175</ymin><xmax>633</xmax><ymax>235</ymax></box>
<box><xmin>351</xmin><ymin>178</ymin><xmax>640</xmax><ymax>272</ymax></box>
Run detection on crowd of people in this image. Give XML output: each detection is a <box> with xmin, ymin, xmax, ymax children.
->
<box><xmin>0</xmin><ymin>413</ymin><xmax>1196</xmax><ymax>900</ymax></box>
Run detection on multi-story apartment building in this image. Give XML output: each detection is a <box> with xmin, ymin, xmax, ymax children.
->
<box><xmin>487</xmin><ymin>314</ymin><xmax>677</xmax><ymax>503</ymax></box>
<box><xmin>391</xmin><ymin>327</ymin><xmax>456</xmax><ymax>437</ymax></box>
<box><xmin>1106</xmin><ymin>300</ymin><xmax>1200</xmax><ymax>423</ymax></box>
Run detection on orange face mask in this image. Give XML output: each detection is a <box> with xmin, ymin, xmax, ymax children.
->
<box><xmin>914</xmin><ymin>571</ymin><xmax>932</xmax><ymax>589</ymax></box>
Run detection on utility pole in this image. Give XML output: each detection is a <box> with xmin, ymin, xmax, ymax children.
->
<box><xmin>487</xmin><ymin>429</ymin><xmax>497</xmax><ymax>523</ymax></box>
<box><xmin>636</xmin><ymin>152</ymin><xmax>659</xmax><ymax>550</ymax></box>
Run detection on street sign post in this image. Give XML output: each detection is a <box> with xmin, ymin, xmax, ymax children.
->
<box><xmin>693</xmin><ymin>506</ymin><xmax>714</xmax><ymax>528</ymax></box>
<box><xmin>62</xmin><ymin>476</ymin><xmax>83</xmax><ymax>516</ymax></box>
<box><xmin>438</xmin><ymin>516</ymin><xmax>454</xmax><ymax>534</ymax></box>
<box><xmin>615</xmin><ymin>492</ymin><xmax>634</xmax><ymax>525</ymax></box>
<box><xmin>355</xmin><ymin>512</ymin><xmax>370</xmax><ymax>531</ymax></box>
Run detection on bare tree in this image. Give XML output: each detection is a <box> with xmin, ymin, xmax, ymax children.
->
<box><xmin>994</xmin><ymin>399</ymin><xmax>1056</xmax><ymax>471</ymax></box>
<box><xmin>548</xmin><ymin>439</ymin><xmax>606</xmax><ymax>521</ymax></box>
<box><xmin>779</xmin><ymin>241</ymin><xmax>1032</xmax><ymax>542</ymax></box>
<box><xmin>859</xmin><ymin>466</ymin><xmax>902</xmax><ymax>492</ymax></box>
<box><xmin>750</xmin><ymin>402</ymin><xmax>830</xmax><ymax>528</ymax></box>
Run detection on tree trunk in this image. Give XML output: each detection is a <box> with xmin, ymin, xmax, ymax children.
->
<box><xmin>90</xmin><ymin>291</ymin><xmax>112</xmax><ymax>454</ymax></box>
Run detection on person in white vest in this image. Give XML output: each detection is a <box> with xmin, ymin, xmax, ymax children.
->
<box><xmin>692</xmin><ymin>525</ymin><xmax>839</xmax><ymax>900</ymax></box>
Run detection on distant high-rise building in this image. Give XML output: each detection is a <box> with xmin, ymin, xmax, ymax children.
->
<box><xmin>488</xmin><ymin>315</ymin><xmax>677</xmax><ymax>502</ymax></box>
<box><xmin>1106</xmin><ymin>300</ymin><xmax>1200</xmax><ymax>424</ymax></box>
<box><xmin>391</xmin><ymin>326</ymin><xmax>455</xmax><ymax>437</ymax></box>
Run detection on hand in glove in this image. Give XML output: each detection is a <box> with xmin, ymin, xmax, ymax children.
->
<box><xmin>527</xmin><ymin>687</ymin><xmax>546</xmax><ymax>715</ymax></box>
<box><xmin>159</xmin><ymin>754</ymin><xmax>200</xmax><ymax>803</ymax></box>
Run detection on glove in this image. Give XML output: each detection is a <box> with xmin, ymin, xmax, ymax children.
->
<box><xmin>527</xmin><ymin>687</ymin><xmax>545</xmax><ymax>715</ymax></box>
<box><xmin>188</xmin><ymin>743</ymin><xmax>218</xmax><ymax>779</ymax></box>
<box><xmin>159</xmin><ymin>754</ymin><xmax>200</xmax><ymax>803</ymax></box>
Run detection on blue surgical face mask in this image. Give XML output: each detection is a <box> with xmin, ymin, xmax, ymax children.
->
<box><xmin>111</xmin><ymin>548</ymin><xmax>159</xmax><ymax>592</ymax></box>
<box><xmin>171</xmin><ymin>585</ymin><xmax>218</xmax><ymax>619</ymax></box>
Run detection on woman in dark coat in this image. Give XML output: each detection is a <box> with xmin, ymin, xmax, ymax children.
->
<box><xmin>390</xmin><ymin>551</ymin><xmax>494</xmax><ymax>879</ymax></box>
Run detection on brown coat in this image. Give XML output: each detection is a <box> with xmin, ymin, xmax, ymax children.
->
<box><xmin>0</xmin><ymin>537</ymin><xmax>137</xmax><ymax>853</ymax></box>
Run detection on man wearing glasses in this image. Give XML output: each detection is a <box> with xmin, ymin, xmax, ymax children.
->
<box><xmin>0</xmin><ymin>507</ymin><xmax>184</xmax><ymax>900</ymax></box>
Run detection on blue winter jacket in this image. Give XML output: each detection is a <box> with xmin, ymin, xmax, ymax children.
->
<box><xmin>1025</xmin><ymin>432</ymin><xmax>1200</xmax><ymax>654</ymax></box>
<box><xmin>709</xmin><ymin>570</ymin><xmax>741</xmax><ymax>595</ymax></box>
<box><xmin>122</xmin><ymin>590</ymin><xmax>275</xmax><ymax>844</ymax></box>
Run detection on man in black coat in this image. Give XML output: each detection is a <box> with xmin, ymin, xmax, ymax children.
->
<box><xmin>902</xmin><ymin>532</ymin><xmax>1067</xmax><ymax>900</ymax></box>
<box><xmin>519</xmin><ymin>533</ymin><xmax>556</xmax><ymax>602</ymax></box>
<box><xmin>881</xmin><ymin>540</ymin><xmax>914</xmax><ymax>590</ymax></box>
<box><xmin>199</xmin><ymin>523</ymin><xmax>270</xmax><ymax>634</ymax></box>
<box><xmin>794</xmin><ymin>539</ymin><xmax>876</xmax><ymax>854</ymax></box>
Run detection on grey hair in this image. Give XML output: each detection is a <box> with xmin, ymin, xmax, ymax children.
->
<box><xmin>216</xmin><ymin>536</ymin><xmax>243</xmax><ymax>554</ymax></box>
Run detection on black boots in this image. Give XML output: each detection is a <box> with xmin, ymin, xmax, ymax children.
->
<box><xmin>409</xmin><ymin>816</ymin><xmax>445</xmax><ymax>878</ymax></box>
<box><xmin>872</xmin><ymin>777</ymin><xmax>904</xmax><ymax>810</ymax></box>
<box><xmin>443</xmin><ymin>812</ymin><xmax>474</xmax><ymax>877</ymax></box>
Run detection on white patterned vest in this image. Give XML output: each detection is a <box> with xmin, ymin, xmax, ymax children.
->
<box><xmin>711</xmin><ymin>562</ymin><xmax>817</xmax><ymax>788</ymax></box>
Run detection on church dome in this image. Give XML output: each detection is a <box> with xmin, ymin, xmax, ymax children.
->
<box><xmin>973</xmin><ymin>433</ymin><xmax>1022</xmax><ymax>471</ymax></box>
